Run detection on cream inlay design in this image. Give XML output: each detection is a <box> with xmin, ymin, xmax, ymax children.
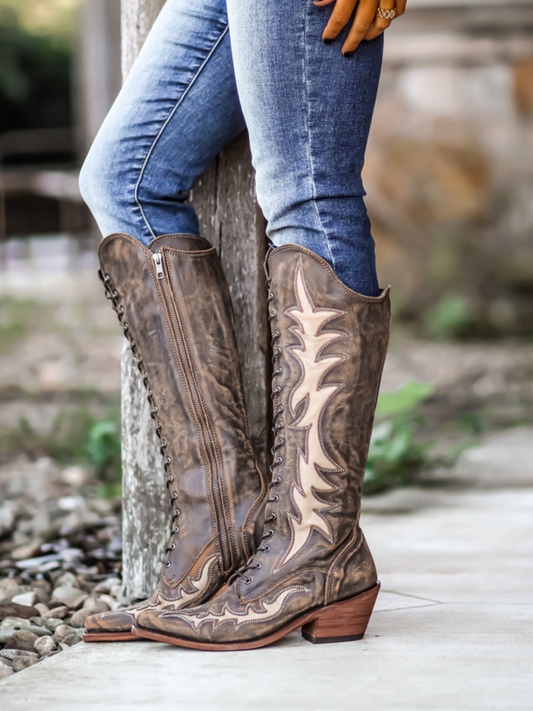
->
<box><xmin>161</xmin><ymin>585</ymin><xmax>305</xmax><ymax>631</ymax></box>
<box><xmin>124</xmin><ymin>554</ymin><xmax>218</xmax><ymax>620</ymax></box>
<box><xmin>280</xmin><ymin>259</ymin><xmax>346</xmax><ymax>567</ymax></box>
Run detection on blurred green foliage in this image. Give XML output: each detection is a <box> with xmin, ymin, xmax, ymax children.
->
<box><xmin>0</xmin><ymin>296</ymin><xmax>39</xmax><ymax>351</ymax></box>
<box><xmin>0</xmin><ymin>1</ymin><xmax>76</xmax><ymax>134</ymax></box>
<box><xmin>86</xmin><ymin>418</ymin><xmax>122</xmax><ymax>499</ymax></box>
<box><xmin>0</xmin><ymin>403</ymin><xmax>122</xmax><ymax>498</ymax></box>
<box><xmin>365</xmin><ymin>381</ymin><xmax>437</xmax><ymax>495</ymax></box>
<box><xmin>422</xmin><ymin>295</ymin><xmax>475</xmax><ymax>340</ymax></box>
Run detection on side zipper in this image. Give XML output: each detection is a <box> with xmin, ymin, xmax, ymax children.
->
<box><xmin>152</xmin><ymin>250</ymin><xmax>232</xmax><ymax>573</ymax></box>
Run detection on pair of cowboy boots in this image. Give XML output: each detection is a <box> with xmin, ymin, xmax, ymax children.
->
<box><xmin>85</xmin><ymin>233</ymin><xmax>390</xmax><ymax>650</ymax></box>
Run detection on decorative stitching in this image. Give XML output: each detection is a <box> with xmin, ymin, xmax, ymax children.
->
<box><xmin>266</xmin><ymin>244</ymin><xmax>391</xmax><ymax>303</ymax></box>
<box><xmin>277</xmin><ymin>258</ymin><xmax>347</xmax><ymax>569</ymax></box>
<box><xmin>161</xmin><ymin>585</ymin><xmax>307</xmax><ymax>632</ymax></box>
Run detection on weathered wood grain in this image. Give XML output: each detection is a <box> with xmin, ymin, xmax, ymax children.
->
<box><xmin>121</xmin><ymin>0</ymin><xmax>268</xmax><ymax>598</ymax></box>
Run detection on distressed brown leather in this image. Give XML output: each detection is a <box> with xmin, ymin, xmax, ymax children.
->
<box><xmin>86</xmin><ymin>233</ymin><xmax>267</xmax><ymax>636</ymax></box>
<box><xmin>133</xmin><ymin>244</ymin><xmax>390</xmax><ymax>645</ymax></box>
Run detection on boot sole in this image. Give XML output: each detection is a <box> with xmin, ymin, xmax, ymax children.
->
<box><xmin>84</xmin><ymin>631</ymin><xmax>137</xmax><ymax>643</ymax></box>
<box><xmin>131</xmin><ymin>582</ymin><xmax>379</xmax><ymax>651</ymax></box>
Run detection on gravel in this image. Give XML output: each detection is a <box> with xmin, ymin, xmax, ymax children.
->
<box><xmin>0</xmin><ymin>457</ymin><xmax>129</xmax><ymax>680</ymax></box>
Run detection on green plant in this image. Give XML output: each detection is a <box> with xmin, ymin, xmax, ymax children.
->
<box><xmin>422</xmin><ymin>295</ymin><xmax>474</xmax><ymax>340</ymax></box>
<box><xmin>364</xmin><ymin>381</ymin><xmax>436</xmax><ymax>495</ymax></box>
<box><xmin>86</xmin><ymin>419</ymin><xmax>122</xmax><ymax>499</ymax></box>
<box><xmin>0</xmin><ymin>402</ymin><xmax>122</xmax><ymax>498</ymax></box>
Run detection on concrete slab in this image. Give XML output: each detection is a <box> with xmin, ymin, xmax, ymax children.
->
<box><xmin>2</xmin><ymin>480</ymin><xmax>532</xmax><ymax>710</ymax></box>
<box><xmin>1</xmin><ymin>602</ymin><xmax>531</xmax><ymax>711</ymax></box>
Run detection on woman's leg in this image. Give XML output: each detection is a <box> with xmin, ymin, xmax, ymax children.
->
<box><xmin>225</xmin><ymin>0</ymin><xmax>383</xmax><ymax>296</ymax></box>
<box><xmin>80</xmin><ymin>0</ymin><xmax>268</xmax><ymax>643</ymax></box>
<box><xmin>79</xmin><ymin>0</ymin><xmax>246</xmax><ymax>245</ymax></box>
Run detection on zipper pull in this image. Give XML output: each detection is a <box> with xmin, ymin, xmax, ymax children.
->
<box><xmin>153</xmin><ymin>252</ymin><xmax>164</xmax><ymax>279</ymax></box>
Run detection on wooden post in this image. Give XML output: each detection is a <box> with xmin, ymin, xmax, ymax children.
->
<box><xmin>120</xmin><ymin>0</ymin><xmax>268</xmax><ymax>599</ymax></box>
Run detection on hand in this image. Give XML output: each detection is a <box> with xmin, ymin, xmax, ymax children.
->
<box><xmin>313</xmin><ymin>0</ymin><xmax>407</xmax><ymax>56</ymax></box>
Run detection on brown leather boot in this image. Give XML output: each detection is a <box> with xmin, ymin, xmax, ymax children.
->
<box><xmin>131</xmin><ymin>243</ymin><xmax>390</xmax><ymax>650</ymax></box>
<box><xmin>84</xmin><ymin>233</ymin><xmax>266</xmax><ymax>642</ymax></box>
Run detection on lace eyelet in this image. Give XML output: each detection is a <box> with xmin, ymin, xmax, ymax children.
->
<box><xmin>164</xmin><ymin>560</ymin><xmax>170</xmax><ymax>567</ymax></box>
<box><xmin>172</xmin><ymin>527</ymin><xmax>179</xmax><ymax>534</ymax></box>
<box><xmin>268</xmin><ymin>494</ymin><xmax>279</xmax><ymax>503</ymax></box>
<box><xmin>171</xmin><ymin>492</ymin><xmax>178</xmax><ymax>501</ymax></box>
<box><xmin>167</xmin><ymin>474</ymin><xmax>174</xmax><ymax>483</ymax></box>
<box><xmin>244</xmin><ymin>577</ymin><xmax>251</xmax><ymax>584</ymax></box>
<box><xmin>263</xmin><ymin>544</ymin><xmax>271</xmax><ymax>552</ymax></box>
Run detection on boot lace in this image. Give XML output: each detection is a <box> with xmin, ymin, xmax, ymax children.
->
<box><xmin>99</xmin><ymin>269</ymin><xmax>180</xmax><ymax>568</ymax></box>
<box><xmin>230</xmin><ymin>275</ymin><xmax>285</xmax><ymax>585</ymax></box>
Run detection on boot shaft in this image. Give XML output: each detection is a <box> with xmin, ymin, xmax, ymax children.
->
<box><xmin>241</xmin><ymin>245</ymin><xmax>390</xmax><ymax>596</ymax></box>
<box><xmin>98</xmin><ymin>233</ymin><xmax>265</xmax><ymax>595</ymax></box>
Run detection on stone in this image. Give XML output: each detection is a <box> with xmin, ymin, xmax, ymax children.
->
<box><xmin>42</xmin><ymin>618</ymin><xmax>64</xmax><ymax>632</ymax></box>
<box><xmin>32</xmin><ymin>588</ymin><xmax>51</xmax><ymax>605</ymax></box>
<box><xmin>0</xmin><ymin>578</ymin><xmax>19</xmax><ymax>601</ymax></box>
<box><xmin>0</xmin><ymin>648</ymin><xmax>38</xmax><ymax>661</ymax></box>
<box><xmin>11</xmin><ymin>592</ymin><xmax>38</xmax><ymax>607</ymax></box>
<box><xmin>32</xmin><ymin>579</ymin><xmax>52</xmax><ymax>594</ymax></box>
<box><xmin>60</xmin><ymin>466</ymin><xmax>90</xmax><ymax>487</ymax></box>
<box><xmin>98</xmin><ymin>594</ymin><xmax>119</xmax><ymax>611</ymax></box>
<box><xmin>43</xmin><ymin>606</ymin><xmax>69</xmax><ymax>619</ymax></box>
<box><xmin>93</xmin><ymin>578</ymin><xmax>121</xmax><ymax>595</ymax></box>
<box><xmin>0</xmin><ymin>601</ymin><xmax>38</xmax><ymax>620</ymax></box>
<box><xmin>34</xmin><ymin>636</ymin><xmax>58</xmax><ymax>656</ymax></box>
<box><xmin>82</xmin><ymin>597</ymin><xmax>110</xmax><ymax>614</ymax></box>
<box><xmin>12</xmin><ymin>655</ymin><xmax>40</xmax><ymax>672</ymax></box>
<box><xmin>12</xmin><ymin>629</ymin><xmax>38</xmax><ymax>647</ymax></box>
<box><xmin>33</xmin><ymin>603</ymin><xmax>50</xmax><ymax>616</ymax></box>
<box><xmin>11</xmin><ymin>541</ymin><xmax>43</xmax><ymax>562</ymax></box>
<box><xmin>0</xmin><ymin>629</ymin><xmax>14</xmax><ymax>644</ymax></box>
<box><xmin>110</xmin><ymin>585</ymin><xmax>130</xmax><ymax>607</ymax></box>
<box><xmin>60</xmin><ymin>632</ymin><xmax>83</xmax><ymax>648</ymax></box>
<box><xmin>53</xmin><ymin>624</ymin><xmax>77</xmax><ymax>642</ymax></box>
<box><xmin>70</xmin><ymin>608</ymin><xmax>90</xmax><ymax>628</ymax></box>
<box><xmin>55</xmin><ymin>573</ymin><xmax>79</xmax><ymax>589</ymax></box>
<box><xmin>24</xmin><ymin>625</ymin><xmax>52</xmax><ymax>637</ymax></box>
<box><xmin>51</xmin><ymin>586</ymin><xmax>88</xmax><ymax>610</ymax></box>
<box><xmin>0</xmin><ymin>667</ymin><xmax>14</xmax><ymax>680</ymax></box>
<box><xmin>0</xmin><ymin>617</ymin><xmax>29</xmax><ymax>629</ymax></box>
<box><xmin>30</xmin><ymin>616</ymin><xmax>47</xmax><ymax>627</ymax></box>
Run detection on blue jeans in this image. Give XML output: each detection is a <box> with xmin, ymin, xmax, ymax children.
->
<box><xmin>79</xmin><ymin>0</ymin><xmax>383</xmax><ymax>296</ymax></box>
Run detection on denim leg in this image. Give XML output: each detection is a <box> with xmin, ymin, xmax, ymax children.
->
<box><xmin>226</xmin><ymin>0</ymin><xmax>383</xmax><ymax>296</ymax></box>
<box><xmin>79</xmin><ymin>0</ymin><xmax>245</xmax><ymax>246</ymax></box>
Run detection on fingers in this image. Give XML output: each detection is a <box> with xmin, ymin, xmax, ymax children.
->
<box><xmin>364</xmin><ymin>16</ymin><xmax>392</xmax><ymax>41</ymax></box>
<box><xmin>341</xmin><ymin>0</ymin><xmax>379</xmax><ymax>56</ymax></box>
<box><xmin>396</xmin><ymin>0</ymin><xmax>407</xmax><ymax>16</ymax></box>
<box><xmin>364</xmin><ymin>0</ymin><xmax>396</xmax><ymax>41</ymax></box>
<box><xmin>316</xmin><ymin>0</ymin><xmax>406</xmax><ymax>52</ymax></box>
<box><xmin>320</xmin><ymin>0</ymin><xmax>358</xmax><ymax>43</ymax></box>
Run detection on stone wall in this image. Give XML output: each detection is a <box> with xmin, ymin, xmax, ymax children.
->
<box><xmin>365</xmin><ymin>0</ymin><xmax>533</xmax><ymax>334</ymax></box>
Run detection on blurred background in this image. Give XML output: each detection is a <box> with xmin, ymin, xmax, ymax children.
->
<box><xmin>0</xmin><ymin>0</ymin><xmax>532</xmax><ymax>654</ymax></box>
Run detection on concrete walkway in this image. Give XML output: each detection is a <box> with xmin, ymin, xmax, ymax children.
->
<box><xmin>2</xmin><ymin>430</ymin><xmax>533</xmax><ymax>711</ymax></box>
